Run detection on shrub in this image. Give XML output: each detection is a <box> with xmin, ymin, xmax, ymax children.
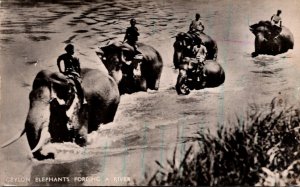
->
<box><xmin>140</xmin><ymin>96</ymin><xmax>300</xmax><ymax>186</ymax></box>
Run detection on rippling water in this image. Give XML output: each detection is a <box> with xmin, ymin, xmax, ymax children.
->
<box><xmin>1</xmin><ymin>0</ymin><xmax>300</xmax><ymax>185</ymax></box>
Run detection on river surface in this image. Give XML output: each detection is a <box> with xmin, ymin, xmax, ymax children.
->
<box><xmin>0</xmin><ymin>0</ymin><xmax>300</xmax><ymax>186</ymax></box>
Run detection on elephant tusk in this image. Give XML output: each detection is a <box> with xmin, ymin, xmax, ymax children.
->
<box><xmin>31</xmin><ymin>126</ymin><xmax>51</xmax><ymax>153</ymax></box>
<box><xmin>1</xmin><ymin>128</ymin><xmax>26</xmax><ymax>148</ymax></box>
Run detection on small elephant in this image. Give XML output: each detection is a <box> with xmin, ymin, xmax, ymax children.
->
<box><xmin>173</xmin><ymin>31</ymin><xmax>218</xmax><ymax>69</ymax></box>
<box><xmin>249</xmin><ymin>20</ymin><xmax>294</xmax><ymax>57</ymax></box>
<box><xmin>1</xmin><ymin>68</ymin><xmax>120</xmax><ymax>160</ymax></box>
<box><xmin>97</xmin><ymin>41</ymin><xmax>163</xmax><ymax>94</ymax></box>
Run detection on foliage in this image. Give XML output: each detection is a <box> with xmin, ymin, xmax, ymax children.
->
<box><xmin>139</xmin><ymin>97</ymin><xmax>300</xmax><ymax>186</ymax></box>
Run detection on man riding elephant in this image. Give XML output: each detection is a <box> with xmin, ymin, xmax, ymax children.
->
<box><xmin>57</xmin><ymin>44</ymin><xmax>86</xmax><ymax>105</ymax></box>
<box><xmin>189</xmin><ymin>13</ymin><xmax>205</xmax><ymax>36</ymax></box>
<box><xmin>1</xmin><ymin>68</ymin><xmax>120</xmax><ymax>160</ymax></box>
<box><xmin>123</xmin><ymin>19</ymin><xmax>143</xmax><ymax>63</ymax></box>
<box><xmin>249</xmin><ymin>20</ymin><xmax>294</xmax><ymax>57</ymax></box>
<box><xmin>98</xmin><ymin>41</ymin><xmax>163</xmax><ymax>95</ymax></box>
<box><xmin>173</xmin><ymin>31</ymin><xmax>217</xmax><ymax>69</ymax></box>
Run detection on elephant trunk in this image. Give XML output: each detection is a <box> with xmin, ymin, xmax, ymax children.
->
<box><xmin>173</xmin><ymin>50</ymin><xmax>182</xmax><ymax>69</ymax></box>
<box><xmin>26</xmin><ymin>86</ymin><xmax>52</xmax><ymax>154</ymax></box>
<box><xmin>110</xmin><ymin>69</ymin><xmax>123</xmax><ymax>85</ymax></box>
<box><xmin>255</xmin><ymin>33</ymin><xmax>267</xmax><ymax>53</ymax></box>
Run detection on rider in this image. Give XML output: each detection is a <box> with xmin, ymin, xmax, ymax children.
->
<box><xmin>271</xmin><ymin>10</ymin><xmax>282</xmax><ymax>28</ymax></box>
<box><xmin>123</xmin><ymin>18</ymin><xmax>142</xmax><ymax>62</ymax></box>
<box><xmin>189</xmin><ymin>13</ymin><xmax>205</xmax><ymax>34</ymax></box>
<box><xmin>57</xmin><ymin>44</ymin><xmax>86</xmax><ymax>105</ymax></box>
<box><xmin>192</xmin><ymin>42</ymin><xmax>207</xmax><ymax>82</ymax></box>
<box><xmin>270</xmin><ymin>10</ymin><xmax>282</xmax><ymax>37</ymax></box>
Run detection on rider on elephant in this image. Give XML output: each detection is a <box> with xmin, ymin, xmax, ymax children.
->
<box><xmin>270</xmin><ymin>10</ymin><xmax>282</xmax><ymax>38</ymax></box>
<box><xmin>123</xmin><ymin>19</ymin><xmax>143</xmax><ymax>63</ymax></box>
<box><xmin>192</xmin><ymin>41</ymin><xmax>207</xmax><ymax>84</ymax></box>
<box><xmin>57</xmin><ymin>44</ymin><xmax>86</xmax><ymax>105</ymax></box>
<box><xmin>189</xmin><ymin>13</ymin><xmax>205</xmax><ymax>35</ymax></box>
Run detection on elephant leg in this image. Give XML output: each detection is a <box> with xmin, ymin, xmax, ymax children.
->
<box><xmin>176</xmin><ymin>69</ymin><xmax>190</xmax><ymax>95</ymax></box>
<box><xmin>101</xmin><ymin>103</ymin><xmax>119</xmax><ymax>124</ymax></box>
<box><xmin>145</xmin><ymin>69</ymin><xmax>162</xmax><ymax>90</ymax></box>
<box><xmin>33</xmin><ymin>151</ymin><xmax>55</xmax><ymax>160</ymax></box>
<box><xmin>74</xmin><ymin>126</ymin><xmax>87</xmax><ymax>146</ymax></box>
<box><xmin>139</xmin><ymin>78</ymin><xmax>147</xmax><ymax>91</ymax></box>
<box><xmin>146</xmin><ymin>77</ymin><xmax>160</xmax><ymax>90</ymax></box>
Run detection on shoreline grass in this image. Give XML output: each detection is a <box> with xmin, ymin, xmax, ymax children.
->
<box><xmin>139</xmin><ymin>95</ymin><xmax>300</xmax><ymax>186</ymax></box>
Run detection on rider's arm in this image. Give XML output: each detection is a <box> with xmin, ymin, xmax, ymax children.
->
<box><xmin>279</xmin><ymin>20</ymin><xmax>282</xmax><ymax>27</ymax></box>
<box><xmin>73</xmin><ymin>57</ymin><xmax>81</xmax><ymax>75</ymax></box>
<box><xmin>271</xmin><ymin>15</ymin><xmax>274</xmax><ymax>21</ymax></box>
<box><xmin>77</xmin><ymin>58</ymin><xmax>81</xmax><ymax>75</ymax></box>
<box><xmin>57</xmin><ymin>55</ymin><xmax>64</xmax><ymax>74</ymax></box>
<box><xmin>200</xmin><ymin>21</ymin><xmax>205</xmax><ymax>31</ymax></box>
<box><xmin>189</xmin><ymin>21</ymin><xmax>193</xmax><ymax>31</ymax></box>
<box><xmin>123</xmin><ymin>29</ymin><xmax>128</xmax><ymax>43</ymax></box>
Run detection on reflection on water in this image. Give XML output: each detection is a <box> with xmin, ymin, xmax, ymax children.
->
<box><xmin>1</xmin><ymin>0</ymin><xmax>300</xmax><ymax>185</ymax></box>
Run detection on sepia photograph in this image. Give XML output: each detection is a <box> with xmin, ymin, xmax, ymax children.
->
<box><xmin>0</xmin><ymin>0</ymin><xmax>300</xmax><ymax>186</ymax></box>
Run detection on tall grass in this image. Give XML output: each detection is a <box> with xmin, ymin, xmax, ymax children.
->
<box><xmin>140</xmin><ymin>96</ymin><xmax>300</xmax><ymax>186</ymax></box>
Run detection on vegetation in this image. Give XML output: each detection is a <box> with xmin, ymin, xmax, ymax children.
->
<box><xmin>140</xmin><ymin>97</ymin><xmax>300</xmax><ymax>186</ymax></box>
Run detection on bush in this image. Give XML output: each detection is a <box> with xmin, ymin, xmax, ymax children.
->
<box><xmin>140</xmin><ymin>96</ymin><xmax>300</xmax><ymax>186</ymax></box>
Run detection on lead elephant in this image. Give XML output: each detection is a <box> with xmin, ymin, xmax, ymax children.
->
<box><xmin>1</xmin><ymin>68</ymin><xmax>120</xmax><ymax>160</ymax></box>
<box><xmin>173</xmin><ymin>31</ymin><xmax>218</xmax><ymax>69</ymax></box>
<box><xmin>249</xmin><ymin>21</ymin><xmax>294</xmax><ymax>57</ymax></box>
<box><xmin>97</xmin><ymin>41</ymin><xmax>163</xmax><ymax>94</ymax></box>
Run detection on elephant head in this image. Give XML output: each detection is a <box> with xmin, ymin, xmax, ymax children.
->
<box><xmin>2</xmin><ymin>68</ymin><xmax>120</xmax><ymax>160</ymax></box>
<box><xmin>1</xmin><ymin>70</ymin><xmax>84</xmax><ymax>160</ymax></box>
<box><xmin>249</xmin><ymin>21</ymin><xmax>274</xmax><ymax>56</ymax></box>
<box><xmin>173</xmin><ymin>32</ymin><xmax>195</xmax><ymax>69</ymax></box>
<box><xmin>97</xmin><ymin>41</ymin><xmax>163</xmax><ymax>94</ymax></box>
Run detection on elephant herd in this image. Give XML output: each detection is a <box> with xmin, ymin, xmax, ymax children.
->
<box><xmin>1</xmin><ymin>20</ymin><xmax>294</xmax><ymax>160</ymax></box>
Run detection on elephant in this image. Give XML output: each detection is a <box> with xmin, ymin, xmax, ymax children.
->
<box><xmin>173</xmin><ymin>31</ymin><xmax>218</xmax><ymax>69</ymax></box>
<box><xmin>175</xmin><ymin>58</ymin><xmax>225</xmax><ymax>95</ymax></box>
<box><xmin>1</xmin><ymin>68</ymin><xmax>120</xmax><ymax>160</ymax></box>
<box><xmin>97</xmin><ymin>41</ymin><xmax>163</xmax><ymax>95</ymax></box>
<box><xmin>249</xmin><ymin>20</ymin><xmax>294</xmax><ymax>57</ymax></box>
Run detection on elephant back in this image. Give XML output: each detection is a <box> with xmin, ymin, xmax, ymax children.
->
<box><xmin>81</xmin><ymin>68</ymin><xmax>119</xmax><ymax>99</ymax></box>
<box><xmin>197</xmin><ymin>33</ymin><xmax>218</xmax><ymax>60</ymax></box>
<box><xmin>136</xmin><ymin>42</ymin><xmax>163</xmax><ymax>76</ymax></box>
<box><xmin>280</xmin><ymin>26</ymin><xmax>294</xmax><ymax>49</ymax></box>
<box><xmin>203</xmin><ymin>60</ymin><xmax>225</xmax><ymax>88</ymax></box>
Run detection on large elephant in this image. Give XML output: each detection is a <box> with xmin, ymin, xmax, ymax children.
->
<box><xmin>97</xmin><ymin>41</ymin><xmax>163</xmax><ymax>94</ymax></box>
<box><xmin>1</xmin><ymin>68</ymin><xmax>120</xmax><ymax>160</ymax></box>
<box><xmin>249</xmin><ymin>21</ymin><xmax>294</xmax><ymax>57</ymax></box>
<box><xmin>173</xmin><ymin>31</ymin><xmax>218</xmax><ymax>69</ymax></box>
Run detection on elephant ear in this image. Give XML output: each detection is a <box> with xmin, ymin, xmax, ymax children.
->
<box><xmin>48</xmin><ymin>73</ymin><xmax>75</xmax><ymax>105</ymax></box>
<box><xmin>49</xmin><ymin>73</ymin><xmax>69</xmax><ymax>86</ymax></box>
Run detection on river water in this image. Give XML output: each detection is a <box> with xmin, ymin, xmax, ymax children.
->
<box><xmin>0</xmin><ymin>0</ymin><xmax>300</xmax><ymax>186</ymax></box>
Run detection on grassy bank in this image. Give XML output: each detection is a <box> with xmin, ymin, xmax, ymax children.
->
<box><xmin>139</xmin><ymin>95</ymin><xmax>300</xmax><ymax>186</ymax></box>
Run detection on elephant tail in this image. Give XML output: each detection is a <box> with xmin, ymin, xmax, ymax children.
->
<box><xmin>1</xmin><ymin>128</ymin><xmax>26</xmax><ymax>148</ymax></box>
